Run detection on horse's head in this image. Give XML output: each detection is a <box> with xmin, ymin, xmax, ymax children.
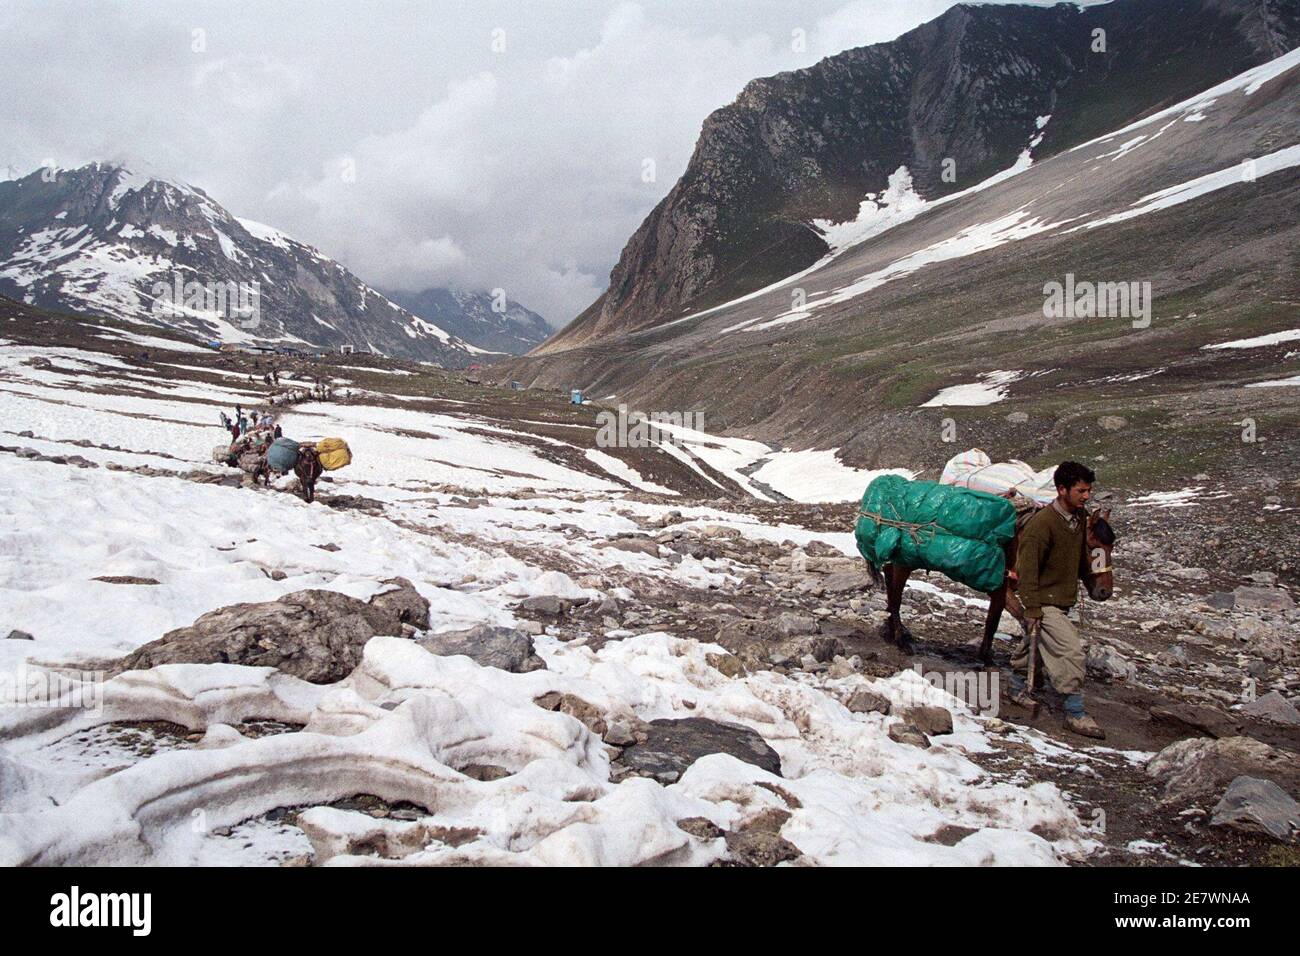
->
<box><xmin>1085</xmin><ymin>507</ymin><xmax>1116</xmax><ymax>601</ymax></box>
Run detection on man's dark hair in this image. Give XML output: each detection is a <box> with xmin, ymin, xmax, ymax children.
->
<box><xmin>1054</xmin><ymin>460</ymin><xmax>1096</xmax><ymax>490</ymax></box>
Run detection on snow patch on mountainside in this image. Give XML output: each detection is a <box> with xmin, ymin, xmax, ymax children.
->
<box><xmin>812</xmin><ymin>167</ymin><xmax>929</xmax><ymax>255</ymax></box>
<box><xmin>921</xmin><ymin>370</ymin><xmax>1026</xmax><ymax>408</ymax></box>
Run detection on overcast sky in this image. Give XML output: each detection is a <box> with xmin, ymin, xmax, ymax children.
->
<box><xmin>2</xmin><ymin>0</ymin><xmax>1020</xmax><ymax>325</ymax></box>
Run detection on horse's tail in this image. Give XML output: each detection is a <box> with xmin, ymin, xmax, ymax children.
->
<box><xmin>863</xmin><ymin>560</ymin><xmax>882</xmax><ymax>589</ymax></box>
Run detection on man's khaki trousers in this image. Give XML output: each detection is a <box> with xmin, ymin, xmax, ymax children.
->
<box><xmin>1010</xmin><ymin>605</ymin><xmax>1085</xmax><ymax>695</ymax></box>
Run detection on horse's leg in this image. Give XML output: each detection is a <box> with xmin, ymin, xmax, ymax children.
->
<box><xmin>979</xmin><ymin>586</ymin><xmax>1007</xmax><ymax>664</ymax></box>
<box><xmin>879</xmin><ymin>564</ymin><xmax>913</xmax><ymax>653</ymax></box>
<box><xmin>876</xmin><ymin>563</ymin><xmax>899</xmax><ymax>645</ymax></box>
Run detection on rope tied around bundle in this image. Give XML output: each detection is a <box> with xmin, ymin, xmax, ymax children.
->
<box><xmin>856</xmin><ymin>505</ymin><xmax>957</xmax><ymax>544</ymax></box>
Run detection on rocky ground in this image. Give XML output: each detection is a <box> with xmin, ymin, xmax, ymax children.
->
<box><xmin>498</xmin><ymin>498</ymin><xmax>1300</xmax><ymax>865</ymax></box>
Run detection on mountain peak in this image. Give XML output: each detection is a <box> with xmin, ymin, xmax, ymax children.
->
<box><xmin>0</xmin><ymin>160</ymin><xmax>478</xmax><ymax>364</ymax></box>
<box><xmin>537</xmin><ymin>0</ymin><xmax>1300</xmax><ymax>353</ymax></box>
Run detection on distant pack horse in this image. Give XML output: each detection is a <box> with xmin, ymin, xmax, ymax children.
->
<box><xmin>294</xmin><ymin>445</ymin><xmax>323</xmax><ymax>503</ymax></box>
<box><xmin>865</xmin><ymin>499</ymin><xmax>1116</xmax><ymax>662</ymax></box>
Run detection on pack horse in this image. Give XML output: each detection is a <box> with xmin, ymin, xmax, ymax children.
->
<box><xmin>857</xmin><ymin>473</ymin><xmax>1115</xmax><ymax>663</ymax></box>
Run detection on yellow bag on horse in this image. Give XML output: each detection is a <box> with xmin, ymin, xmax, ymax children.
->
<box><xmin>315</xmin><ymin>437</ymin><xmax>352</xmax><ymax>471</ymax></box>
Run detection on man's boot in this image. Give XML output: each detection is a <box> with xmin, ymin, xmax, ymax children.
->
<box><xmin>1064</xmin><ymin>694</ymin><xmax>1105</xmax><ymax>739</ymax></box>
<box><xmin>1007</xmin><ymin>672</ymin><xmax>1039</xmax><ymax>715</ymax></box>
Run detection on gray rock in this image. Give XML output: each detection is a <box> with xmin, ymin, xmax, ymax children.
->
<box><xmin>1205</xmin><ymin>592</ymin><xmax>1236</xmax><ymax>610</ymax></box>
<box><xmin>1232</xmin><ymin>586</ymin><xmax>1295</xmax><ymax>613</ymax></box>
<box><xmin>724</xmin><ymin>809</ymin><xmax>801</xmax><ymax>866</ymax></box>
<box><xmin>846</xmin><ymin>686</ymin><xmax>892</xmax><ymax>715</ymax></box>
<box><xmin>1098</xmin><ymin>415</ymin><xmax>1127</xmax><ymax>431</ymax></box>
<box><xmin>532</xmin><ymin>691</ymin><xmax>606</xmax><ymax>735</ymax></box>
<box><xmin>898</xmin><ymin>705</ymin><xmax>953</xmax><ymax>736</ymax></box>
<box><xmin>619</xmin><ymin>717</ymin><xmax>782</xmax><ymax>779</ymax></box>
<box><xmin>5</xmin><ymin>630</ymin><xmax>34</xmax><ymax>641</ymax></box>
<box><xmin>821</xmin><ymin>571</ymin><xmax>864</xmax><ymax>594</ymax></box>
<box><xmin>369</xmin><ymin>579</ymin><xmax>433</xmax><ymax>629</ymax></box>
<box><xmin>775</xmin><ymin>612</ymin><xmax>818</xmax><ymax>637</ymax></box>
<box><xmin>1194</xmin><ymin>617</ymin><xmax>1236</xmax><ymax>640</ymax></box>
<box><xmin>1005</xmin><ymin>411</ymin><xmax>1029</xmax><ymax>424</ymax></box>
<box><xmin>888</xmin><ymin>723</ymin><xmax>931</xmax><ymax>748</ymax></box>
<box><xmin>518</xmin><ymin>595</ymin><xmax>567</xmax><ymax>617</ymax></box>
<box><xmin>1147</xmin><ymin>736</ymin><xmax>1300</xmax><ymax>804</ymax></box>
<box><xmin>113</xmin><ymin>578</ymin><xmax>429</xmax><ymax>683</ymax></box>
<box><xmin>1210</xmin><ymin>776</ymin><xmax>1300</xmax><ymax>842</ymax></box>
<box><xmin>705</xmin><ymin>651</ymin><xmax>746</xmax><ymax>678</ymax></box>
<box><xmin>422</xmin><ymin>624</ymin><xmax>546</xmax><ymax>673</ymax></box>
<box><xmin>603</xmin><ymin>721</ymin><xmax>638</xmax><ymax>747</ymax></box>
<box><xmin>1086</xmin><ymin>644</ymin><xmax>1137</xmax><ymax>682</ymax></box>
<box><xmin>676</xmin><ymin>817</ymin><xmax>724</xmax><ymax>840</ymax></box>
<box><xmin>603</xmin><ymin>537</ymin><xmax>660</xmax><ymax>557</ymax></box>
<box><xmin>1240</xmin><ymin>691</ymin><xmax>1300</xmax><ymax>727</ymax></box>
<box><xmin>1148</xmin><ymin>702</ymin><xmax>1240</xmax><ymax>739</ymax></box>
<box><xmin>1233</xmin><ymin>616</ymin><xmax>1276</xmax><ymax>643</ymax></box>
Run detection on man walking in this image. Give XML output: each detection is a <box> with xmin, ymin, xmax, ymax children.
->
<box><xmin>1010</xmin><ymin>461</ymin><xmax>1105</xmax><ymax>739</ymax></box>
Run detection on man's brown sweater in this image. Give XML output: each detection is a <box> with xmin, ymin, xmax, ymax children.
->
<box><xmin>1015</xmin><ymin>502</ymin><xmax>1089</xmax><ymax>615</ymax></box>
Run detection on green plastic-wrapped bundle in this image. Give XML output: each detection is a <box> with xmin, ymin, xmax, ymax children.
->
<box><xmin>854</xmin><ymin>475</ymin><xmax>1016</xmax><ymax>593</ymax></box>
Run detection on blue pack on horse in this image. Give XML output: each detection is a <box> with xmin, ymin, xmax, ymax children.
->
<box><xmin>263</xmin><ymin>436</ymin><xmax>322</xmax><ymax>502</ymax></box>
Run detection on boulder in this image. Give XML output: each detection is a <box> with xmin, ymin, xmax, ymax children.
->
<box><xmin>845</xmin><ymin>687</ymin><xmax>891</xmax><ymax>715</ymax></box>
<box><xmin>898</xmin><ymin>705</ymin><xmax>953</xmax><ymax>736</ymax></box>
<box><xmin>821</xmin><ymin>572</ymin><xmax>864</xmax><ymax>594</ymax></box>
<box><xmin>705</xmin><ymin>652</ymin><xmax>746</xmax><ymax>678</ymax></box>
<box><xmin>368</xmin><ymin>578</ymin><xmax>433</xmax><ymax>629</ymax></box>
<box><xmin>1240</xmin><ymin>691</ymin><xmax>1300</xmax><ymax>727</ymax></box>
<box><xmin>775</xmin><ymin>612</ymin><xmax>818</xmax><ymax>637</ymax></box>
<box><xmin>1205</xmin><ymin>592</ymin><xmax>1235</xmax><ymax>611</ymax></box>
<box><xmin>1146</xmin><ymin>736</ymin><xmax>1300</xmax><ymax>804</ymax></box>
<box><xmin>532</xmin><ymin>691</ymin><xmax>605</xmax><ymax>734</ymax></box>
<box><xmin>888</xmin><ymin>723</ymin><xmax>931</xmax><ymax>748</ymax></box>
<box><xmin>518</xmin><ymin>595</ymin><xmax>567</xmax><ymax>617</ymax></box>
<box><xmin>676</xmin><ymin>817</ymin><xmax>724</xmax><ymax>840</ymax></box>
<box><xmin>1086</xmin><ymin>643</ymin><xmax>1137</xmax><ymax>682</ymax></box>
<box><xmin>1233</xmin><ymin>617</ymin><xmax>1276</xmax><ymax>644</ymax></box>
<box><xmin>618</xmin><ymin>717</ymin><xmax>782</xmax><ymax>781</ymax></box>
<box><xmin>1232</xmin><ymin>586</ymin><xmax>1295</xmax><ymax>613</ymax></box>
<box><xmin>1210</xmin><ymin>776</ymin><xmax>1300</xmax><ymax>841</ymax></box>
<box><xmin>421</xmin><ymin>624</ymin><xmax>546</xmax><ymax>673</ymax></box>
<box><xmin>113</xmin><ymin>579</ymin><xmax>430</xmax><ymax>684</ymax></box>
<box><xmin>724</xmin><ymin>809</ymin><xmax>801</xmax><ymax>866</ymax></box>
<box><xmin>602</xmin><ymin>537</ymin><xmax>660</xmax><ymax>557</ymax></box>
<box><xmin>1148</xmin><ymin>702</ymin><xmax>1240</xmax><ymax>739</ymax></box>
